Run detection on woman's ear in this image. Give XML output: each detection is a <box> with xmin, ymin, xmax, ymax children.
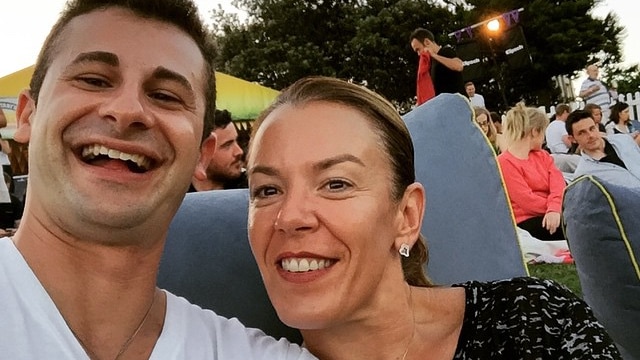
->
<box><xmin>193</xmin><ymin>133</ymin><xmax>217</xmax><ymax>181</ymax></box>
<box><xmin>394</xmin><ymin>182</ymin><xmax>426</xmax><ymax>250</ymax></box>
<box><xmin>13</xmin><ymin>89</ymin><xmax>35</xmax><ymax>144</ymax></box>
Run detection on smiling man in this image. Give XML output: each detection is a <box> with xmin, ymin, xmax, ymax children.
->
<box><xmin>0</xmin><ymin>1</ymin><xmax>314</xmax><ymax>359</ymax></box>
<box><xmin>566</xmin><ymin>109</ymin><xmax>640</xmax><ymax>183</ymax></box>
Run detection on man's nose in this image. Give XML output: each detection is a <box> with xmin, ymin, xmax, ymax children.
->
<box><xmin>98</xmin><ymin>85</ymin><xmax>154</xmax><ymax>131</ymax></box>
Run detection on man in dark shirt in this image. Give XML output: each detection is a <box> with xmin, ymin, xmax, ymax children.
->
<box><xmin>410</xmin><ymin>28</ymin><xmax>465</xmax><ymax>96</ymax></box>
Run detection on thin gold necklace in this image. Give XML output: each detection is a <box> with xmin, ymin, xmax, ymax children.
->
<box><xmin>400</xmin><ymin>287</ymin><xmax>416</xmax><ymax>360</ymax></box>
<box><xmin>69</xmin><ymin>291</ymin><xmax>157</xmax><ymax>360</ymax></box>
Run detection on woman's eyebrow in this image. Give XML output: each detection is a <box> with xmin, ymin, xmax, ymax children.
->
<box><xmin>313</xmin><ymin>154</ymin><xmax>365</xmax><ymax>172</ymax></box>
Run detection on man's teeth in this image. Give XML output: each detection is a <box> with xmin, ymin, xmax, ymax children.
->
<box><xmin>81</xmin><ymin>144</ymin><xmax>150</xmax><ymax>169</ymax></box>
<box><xmin>281</xmin><ymin>258</ymin><xmax>333</xmax><ymax>273</ymax></box>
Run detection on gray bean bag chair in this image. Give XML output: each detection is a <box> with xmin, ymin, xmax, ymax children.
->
<box><xmin>402</xmin><ymin>93</ymin><xmax>527</xmax><ymax>284</ymax></box>
<box><xmin>158</xmin><ymin>93</ymin><xmax>527</xmax><ymax>344</ymax></box>
<box><xmin>563</xmin><ymin>174</ymin><xmax>640</xmax><ymax>359</ymax></box>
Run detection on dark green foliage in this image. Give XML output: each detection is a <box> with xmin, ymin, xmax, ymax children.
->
<box><xmin>210</xmin><ymin>0</ymin><xmax>633</xmax><ymax>112</ymax></box>
<box><xmin>607</xmin><ymin>64</ymin><xmax>640</xmax><ymax>96</ymax></box>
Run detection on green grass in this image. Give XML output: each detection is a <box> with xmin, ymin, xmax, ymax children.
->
<box><xmin>527</xmin><ymin>263</ymin><xmax>582</xmax><ymax>298</ymax></box>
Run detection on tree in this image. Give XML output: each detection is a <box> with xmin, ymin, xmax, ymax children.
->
<box><xmin>457</xmin><ymin>0</ymin><xmax>625</xmax><ymax>109</ymax></box>
<box><xmin>608</xmin><ymin>64</ymin><xmax>640</xmax><ymax>97</ymax></box>
<box><xmin>211</xmin><ymin>0</ymin><xmax>363</xmax><ymax>90</ymax></box>
<box><xmin>211</xmin><ymin>0</ymin><xmax>626</xmax><ymax>112</ymax></box>
<box><xmin>211</xmin><ymin>0</ymin><xmax>462</xmax><ymax>113</ymax></box>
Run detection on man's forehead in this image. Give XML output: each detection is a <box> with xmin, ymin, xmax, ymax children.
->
<box><xmin>576</xmin><ymin>118</ymin><xmax>595</xmax><ymax>128</ymax></box>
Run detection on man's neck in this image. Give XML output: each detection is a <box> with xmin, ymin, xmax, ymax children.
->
<box><xmin>11</xmin><ymin>214</ymin><xmax>166</xmax><ymax>359</ymax></box>
<box><xmin>191</xmin><ymin>179</ymin><xmax>224</xmax><ymax>191</ymax></box>
<box><xmin>583</xmin><ymin>139</ymin><xmax>606</xmax><ymax>160</ymax></box>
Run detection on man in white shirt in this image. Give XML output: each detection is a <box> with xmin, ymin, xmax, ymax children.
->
<box><xmin>545</xmin><ymin>104</ymin><xmax>572</xmax><ymax>154</ymax></box>
<box><xmin>545</xmin><ymin>104</ymin><xmax>580</xmax><ymax>175</ymax></box>
<box><xmin>465</xmin><ymin>81</ymin><xmax>485</xmax><ymax>107</ymax></box>
<box><xmin>579</xmin><ymin>64</ymin><xmax>614</xmax><ymax>121</ymax></box>
<box><xmin>0</xmin><ymin>1</ymin><xmax>315</xmax><ymax>359</ymax></box>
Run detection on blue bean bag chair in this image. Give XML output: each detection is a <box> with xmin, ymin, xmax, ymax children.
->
<box><xmin>563</xmin><ymin>174</ymin><xmax>640</xmax><ymax>359</ymax></box>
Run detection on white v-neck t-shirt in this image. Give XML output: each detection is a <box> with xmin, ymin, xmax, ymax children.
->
<box><xmin>0</xmin><ymin>237</ymin><xmax>316</xmax><ymax>360</ymax></box>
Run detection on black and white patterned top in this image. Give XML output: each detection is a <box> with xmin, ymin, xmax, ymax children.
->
<box><xmin>451</xmin><ymin>277</ymin><xmax>621</xmax><ymax>359</ymax></box>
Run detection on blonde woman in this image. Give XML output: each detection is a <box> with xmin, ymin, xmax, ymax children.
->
<box><xmin>497</xmin><ymin>102</ymin><xmax>566</xmax><ymax>240</ymax></box>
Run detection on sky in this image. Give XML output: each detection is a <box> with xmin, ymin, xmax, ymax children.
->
<box><xmin>0</xmin><ymin>1</ymin><xmax>637</xmax><ymax>87</ymax></box>
<box><xmin>0</xmin><ymin>0</ymin><xmax>240</xmax><ymax>77</ymax></box>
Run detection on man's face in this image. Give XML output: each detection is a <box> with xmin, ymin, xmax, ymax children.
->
<box><xmin>410</xmin><ymin>38</ymin><xmax>429</xmax><ymax>55</ymax></box>
<box><xmin>15</xmin><ymin>8</ymin><xmax>207</xmax><ymax>237</ymax></box>
<box><xmin>570</xmin><ymin>117</ymin><xmax>603</xmax><ymax>154</ymax></box>
<box><xmin>586</xmin><ymin>65</ymin><xmax>599</xmax><ymax>79</ymax></box>
<box><xmin>206</xmin><ymin>124</ymin><xmax>244</xmax><ymax>183</ymax></box>
<box><xmin>465</xmin><ymin>84</ymin><xmax>475</xmax><ymax>97</ymax></box>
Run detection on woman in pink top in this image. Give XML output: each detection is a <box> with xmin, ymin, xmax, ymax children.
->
<box><xmin>498</xmin><ymin>102</ymin><xmax>566</xmax><ymax>240</ymax></box>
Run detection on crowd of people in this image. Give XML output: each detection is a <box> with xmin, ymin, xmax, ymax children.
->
<box><xmin>0</xmin><ymin>0</ymin><xmax>634</xmax><ymax>358</ymax></box>
<box><xmin>409</xmin><ymin>24</ymin><xmax>637</xmax><ymax>269</ymax></box>
<box><xmin>466</xmin><ymin>98</ymin><xmax>639</xmax><ymax>244</ymax></box>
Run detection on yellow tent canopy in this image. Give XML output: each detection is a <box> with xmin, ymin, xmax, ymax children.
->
<box><xmin>0</xmin><ymin>65</ymin><xmax>279</xmax><ymax>138</ymax></box>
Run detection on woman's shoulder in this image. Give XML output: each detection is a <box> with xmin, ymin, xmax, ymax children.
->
<box><xmin>452</xmin><ymin>277</ymin><xmax>620</xmax><ymax>358</ymax></box>
<box><xmin>530</xmin><ymin>149</ymin><xmax>553</xmax><ymax>159</ymax></box>
<box><xmin>452</xmin><ymin>276</ymin><xmax>599</xmax><ymax>332</ymax></box>
<box><xmin>454</xmin><ymin>276</ymin><xmax>575</xmax><ymax>304</ymax></box>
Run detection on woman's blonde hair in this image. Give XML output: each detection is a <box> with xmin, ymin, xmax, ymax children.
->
<box><xmin>503</xmin><ymin>102</ymin><xmax>549</xmax><ymax>144</ymax></box>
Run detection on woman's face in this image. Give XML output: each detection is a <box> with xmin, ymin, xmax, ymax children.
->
<box><xmin>619</xmin><ymin>107</ymin><xmax>630</xmax><ymax>123</ymax></box>
<box><xmin>591</xmin><ymin>108</ymin><xmax>602</xmax><ymax>124</ymax></box>
<box><xmin>475</xmin><ymin>113</ymin><xmax>490</xmax><ymax>135</ymax></box>
<box><xmin>247</xmin><ymin>101</ymin><xmax>405</xmax><ymax>329</ymax></box>
<box><xmin>530</xmin><ymin>127</ymin><xmax>546</xmax><ymax>150</ymax></box>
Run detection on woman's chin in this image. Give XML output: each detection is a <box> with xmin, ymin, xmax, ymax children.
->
<box><xmin>275</xmin><ymin>307</ymin><xmax>337</xmax><ymax>331</ymax></box>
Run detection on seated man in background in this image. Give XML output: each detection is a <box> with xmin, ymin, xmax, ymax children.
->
<box><xmin>191</xmin><ymin>109</ymin><xmax>247</xmax><ymax>191</ymax></box>
<box><xmin>0</xmin><ymin>172</ymin><xmax>23</xmax><ymax>234</ymax></box>
<box><xmin>566</xmin><ymin>109</ymin><xmax>640</xmax><ymax>183</ymax></box>
<box><xmin>545</xmin><ymin>104</ymin><xmax>572</xmax><ymax>154</ymax></box>
<box><xmin>545</xmin><ymin>104</ymin><xmax>580</xmax><ymax>176</ymax></box>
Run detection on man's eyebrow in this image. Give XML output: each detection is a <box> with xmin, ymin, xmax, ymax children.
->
<box><xmin>221</xmin><ymin>139</ymin><xmax>235</xmax><ymax>147</ymax></box>
<box><xmin>313</xmin><ymin>154</ymin><xmax>365</xmax><ymax>172</ymax></box>
<box><xmin>151</xmin><ymin>66</ymin><xmax>194</xmax><ymax>93</ymax></box>
<box><xmin>70</xmin><ymin>51</ymin><xmax>119</xmax><ymax>67</ymax></box>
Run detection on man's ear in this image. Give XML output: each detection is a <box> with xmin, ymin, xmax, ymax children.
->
<box><xmin>394</xmin><ymin>182</ymin><xmax>426</xmax><ymax>249</ymax></box>
<box><xmin>567</xmin><ymin>134</ymin><xmax>576</xmax><ymax>144</ymax></box>
<box><xmin>13</xmin><ymin>90</ymin><xmax>36</xmax><ymax>144</ymax></box>
<box><xmin>193</xmin><ymin>133</ymin><xmax>216</xmax><ymax>181</ymax></box>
